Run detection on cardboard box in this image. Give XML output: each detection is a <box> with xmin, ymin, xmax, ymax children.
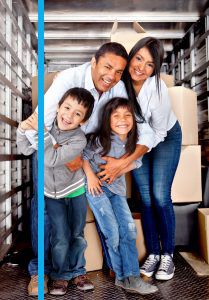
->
<box><xmin>198</xmin><ymin>208</ymin><xmax>209</xmax><ymax>264</ymax></box>
<box><xmin>84</xmin><ymin>222</ymin><xmax>103</xmax><ymax>271</ymax></box>
<box><xmin>133</xmin><ymin>213</ymin><xmax>147</xmax><ymax>262</ymax></box>
<box><xmin>168</xmin><ymin>86</ymin><xmax>198</xmax><ymax>145</ymax></box>
<box><xmin>160</xmin><ymin>73</ymin><xmax>174</xmax><ymax>88</ymax></box>
<box><xmin>86</xmin><ymin>204</ymin><xmax>94</xmax><ymax>223</ymax></box>
<box><xmin>125</xmin><ymin>172</ymin><xmax>132</xmax><ymax>199</ymax></box>
<box><xmin>32</xmin><ymin>72</ymin><xmax>57</xmax><ymax>111</ymax></box>
<box><xmin>111</xmin><ymin>21</ymin><xmax>148</xmax><ymax>53</ymax></box>
<box><xmin>171</xmin><ymin>145</ymin><xmax>202</xmax><ymax>203</ymax></box>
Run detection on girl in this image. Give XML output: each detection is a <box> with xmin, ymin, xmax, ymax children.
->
<box><xmin>83</xmin><ymin>97</ymin><xmax>158</xmax><ymax>295</ymax></box>
<box><xmin>122</xmin><ymin>37</ymin><xmax>182</xmax><ymax>280</ymax></box>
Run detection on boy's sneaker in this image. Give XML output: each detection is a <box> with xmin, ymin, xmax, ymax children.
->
<box><xmin>49</xmin><ymin>279</ymin><xmax>68</xmax><ymax>296</ymax></box>
<box><xmin>155</xmin><ymin>254</ymin><xmax>175</xmax><ymax>280</ymax></box>
<box><xmin>140</xmin><ymin>254</ymin><xmax>160</xmax><ymax>277</ymax></box>
<box><xmin>28</xmin><ymin>274</ymin><xmax>48</xmax><ymax>296</ymax></box>
<box><xmin>122</xmin><ymin>276</ymin><xmax>158</xmax><ymax>295</ymax></box>
<box><xmin>73</xmin><ymin>275</ymin><xmax>94</xmax><ymax>291</ymax></box>
<box><xmin>115</xmin><ymin>278</ymin><xmax>125</xmax><ymax>288</ymax></box>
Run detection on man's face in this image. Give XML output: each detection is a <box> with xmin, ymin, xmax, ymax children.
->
<box><xmin>91</xmin><ymin>53</ymin><xmax>127</xmax><ymax>94</ymax></box>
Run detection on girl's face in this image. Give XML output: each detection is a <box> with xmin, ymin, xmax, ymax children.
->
<box><xmin>110</xmin><ymin>106</ymin><xmax>134</xmax><ymax>141</ymax></box>
<box><xmin>56</xmin><ymin>96</ymin><xmax>87</xmax><ymax>131</ymax></box>
<box><xmin>128</xmin><ymin>46</ymin><xmax>155</xmax><ymax>83</ymax></box>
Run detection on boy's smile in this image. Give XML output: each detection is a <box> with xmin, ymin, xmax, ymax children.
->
<box><xmin>56</xmin><ymin>96</ymin><xmax>87</xmax><ymax>130</ymax></box>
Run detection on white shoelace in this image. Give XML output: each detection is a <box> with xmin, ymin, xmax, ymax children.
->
<box><xmin>143</xmin><ymin>255</ymin><xmax>158</xmax><ymax>268</ymax></box>
<box><xmin>159</xmin><ymin>255</ymin><xmax>172</xmax><ymax>271</ymax></box>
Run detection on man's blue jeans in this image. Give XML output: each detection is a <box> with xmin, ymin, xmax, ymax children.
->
<box><xmin>86</xmin><ymin>186</ymin><xmax>140</xmax><ymax>280</ymax></box>
<box><xmin>132</xmin><ymin>121</ymin><xmax>182</xmax><ymax>255</ymax></box>
<box><xmin>28</xmin><ymin>152</ymin><xmax>52</xmax><ymax>275</ymax></box>
<box><xmin>45</xmin><ymin>194</ymin><xmax>87</xmax><ymax>280</ymax></box>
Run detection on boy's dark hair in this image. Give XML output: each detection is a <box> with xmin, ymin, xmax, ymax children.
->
<box><xmin>94</xmin><ymin>42</ymin><xmax>128</xmax><ymax>63</ymax></box>
<box><xmin>58</xmin><ymin>87</ymin><xmax>94</xmax><ymax>122</ymax></box>
<box><xmin>88</xmin><ymin>97</ymin><xmax>138</xmax><ymax>156</ymax></box>
<box><xmin>122</xmin><ymin>37</ymin><xmax>164</xmax><ymax>123</ymax></box>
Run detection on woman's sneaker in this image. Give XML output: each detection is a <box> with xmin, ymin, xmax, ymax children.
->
<box><xmin>140</xmin><ymin>254</ymin><xmax>160</xmax><ymax>277</ymax></box>
<box><xmin>155</xmin><ymin>254</ymin><xmax>175</xmax><ymax>280</ymax></box>
<box><xmin>122</xmin><ymin>276</ymin><xmax>158</xmax><ymax>295</ymax></box>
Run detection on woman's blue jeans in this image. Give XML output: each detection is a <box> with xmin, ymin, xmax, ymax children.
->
<box><xmin>132</xmin><ymin>121</ymin><xmax>182</xmax><ymax>255</ymax></box>
<box><xmin>45</xmin><ymin>194</ymin><xmax>87</xmax><ymax>280</ymax></box>
<box><xmin>86</xmin><ymin>186</ymin><xmax>140</xmax><ymax>280</ymax></box>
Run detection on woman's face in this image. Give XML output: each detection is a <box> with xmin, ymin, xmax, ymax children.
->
<box><xmin>128</xmin><ymin>46</ymin><xmax>155</xmax><ymax>83</ymax></box>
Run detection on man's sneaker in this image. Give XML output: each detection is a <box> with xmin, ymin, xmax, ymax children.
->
<box><xmin>49</xmin><ymin>279</ymin><xmax>68</xmax><ymax>296</ymax></box>
<box><xmin>122</xmin><ymin>276</ymin><xmax>158</xmax><ymax>295</ymax></box>
<box><xmin>73</xmin><ymin>275</ymin><xmax>94</xmax><ymax>291</ymax></box>
<box><xmin>140</xmin><ymin>254</ymin><xmax>160</xmax><ymax>277</ymax></box>
<box><xmin>155</xmin><ymin>254</ymin><xmax>175</xmax><ymax>280</ymax></box>
<box><xmin>28</xmin><ymin>274</ymin><xmax>48</xmax><ymax>296</ymax></box>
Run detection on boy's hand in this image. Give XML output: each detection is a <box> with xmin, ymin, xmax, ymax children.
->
<box><xmin>20</xmin><ymin>112</ymin><xmax>38</xmax><ymax>131</ymax></box>
<box><xmin>87</xmin><ymin>174</ymin><xmax>103</xmax><ymax>197</ymax></box>
<box><xmin>65</xmin><ymin>156</ymin><xmax>83</xmax><ymax>171</ymax></box>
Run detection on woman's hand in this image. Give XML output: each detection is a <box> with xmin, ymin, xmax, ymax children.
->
<box><xmin>87</xmin><ymin>174</ymin><xmax>103</xmax><ymax>197</ymax></box>
<box><xmin>20</xmin><ymin>112</ymin><xmax>38</xmax><ymax>131</ymax></box>
<box><xmin>97</xmin><ymin>156</ymin><xmax>124</xmax><ymax>184</ymax></box>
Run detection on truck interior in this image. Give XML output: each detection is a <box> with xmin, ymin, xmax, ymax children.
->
<box><xmin>0</xmin><ymin>0</ymin><xmax>209</xmax><ymax>299</ymax></box>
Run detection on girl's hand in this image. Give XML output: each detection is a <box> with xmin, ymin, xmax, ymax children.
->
<box><xmin>97</xmin><ymin>156</ymin><xmax>123</xmax><ymax>184</ymax></box>
<box><xmin>20</xmin><ymin>112</ymin><xmax>38</xmax><ymax>131</ymax></box>
<box><xmin>87</xmin><ymin>174</ymin><xmax>103</xmax><ymax>197</ymax></box>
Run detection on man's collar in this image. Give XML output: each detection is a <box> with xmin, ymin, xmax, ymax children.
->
<box><xmin>85</xmin><ymin>64</ymin><xmax>96</xmax><ymax>91</ymax></box>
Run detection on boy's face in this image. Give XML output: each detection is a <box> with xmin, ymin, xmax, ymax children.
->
<box><xmin>91</xmin><ymin>52</ymin><xmax>127</xmax><ymax>94</ymax></box>
<box><xmin>56</xmin><ymin>96</ymin><xmax>87</xmax><ymax>131</ymax></box>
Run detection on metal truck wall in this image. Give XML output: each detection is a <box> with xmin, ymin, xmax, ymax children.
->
<box><xmin>0</xmin><ymin>0</ymin><xmax>37</xmax><ymax>260</ymax></box>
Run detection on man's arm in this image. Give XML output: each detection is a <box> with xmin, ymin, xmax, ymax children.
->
<box><xmin>97</xmin><ymin>144</ymin><xmax>148</xmax><ymax>184</ymax></box>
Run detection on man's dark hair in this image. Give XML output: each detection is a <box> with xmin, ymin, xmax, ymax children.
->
<box><xmin>94</xmin><ymin>42</ymin><xmax>128</xmax><ymax>63</ymax></box>
<box><xmin>58</xmin><ymin>87</ymin><xmax>94</xmax><ymax>122</ymax></box>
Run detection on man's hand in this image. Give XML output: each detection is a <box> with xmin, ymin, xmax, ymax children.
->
<box><xmin>65</xmin><ymin>156</ymin><xmax>83</xmax><ymax>172</ymax></box>
<box><xmin>20</xmin><ymin>111</ymin><xmax>38</xmax><ymax>131</ymax></box>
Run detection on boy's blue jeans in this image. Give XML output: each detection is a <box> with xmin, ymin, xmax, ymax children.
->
<box><xmin>45</xmin><ymin>193</ymin><xmax>87</xmax><ymax>280</ymax></box>
<box><xmin>132</xmin><ymin>121</ymin><xmax>182</xmax><ymax>255</ymax></box>
<box><xmin>86</xmin><ymin>186</ymin><xmax>140</xmax><ymax>280</ymax></box>
<box><xmin>28</xmin><ymin>152</ymin><xmax>52</xmax><ymax>275</ymax></box>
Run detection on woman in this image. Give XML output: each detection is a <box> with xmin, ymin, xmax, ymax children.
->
<box><xmin>122</xmin><ymin>37</ymin><xmax>182</xmax><ymax>280</ymax></box>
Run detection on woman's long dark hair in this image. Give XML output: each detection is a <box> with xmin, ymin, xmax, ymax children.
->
<box><xmin>122</xmin><ymin>37</ymin><xmax>164</xmax><ymax>122</ymax></box>
<box><xmin>87</xmin><ymin>97</ymin><xmax>138</xmax><ymax>156</ymax></box>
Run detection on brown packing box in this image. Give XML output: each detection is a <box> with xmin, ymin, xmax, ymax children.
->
<box><xmin>110</xmin><ymin>21</ymin><xmax>148</xmax><ymax>53</ymax></box>
<box><xmin>133</xmin><ymin>213</ymin><xmax>147</xmax><ymax>262</ymax></box>
<box><xmin>125</xmin><ymin>172</ymin><xmax>132</xmax><ymax>198</ymax></box>
<box><xmin>84</xmin><ymin>221</ymin><xmax>103</xmax><ymax>272</ymax></box>
<box><xmin>171</xmin><ymin>145</ymin><xmax>202</xmax><ymax>203</ymax></box>
<box><xmin>86</xmin><ymin>204</ymin><xmax>94</xmax><ymax>222</ymax></box>
<box><xmin>168</xmin><ymin>86</ymin><xmax>198</xmax><ymax>145</ymax></box>
<box><xmin>32</xmin><ymin>72</ymin><xmax>57</xmax><ymax>111</ymax></box>
<box><xmin>198</xmin><ymin>208</ymin><xmax>209</xmax><ymax>264</ymax></box>
<box><xmin>160</xmin><ymin>73</ymin><xmax>175</xmax><ymax>88</ymax></box>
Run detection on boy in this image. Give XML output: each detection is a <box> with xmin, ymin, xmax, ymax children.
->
<box><xmin>17</xmin><ymin>87</ymin><xmax>95</xmax><ymax>296</ymax></box>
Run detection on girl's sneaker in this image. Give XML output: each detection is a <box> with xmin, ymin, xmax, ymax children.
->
<box><xmin>140</xmin><ymin>254</ymin><xmax>160</xmax><ymax>277</ymax></box>
<box><xmin>155</xmin><ymin>254</ymin><xmax>175</xmax><ymax>280</ymax></box>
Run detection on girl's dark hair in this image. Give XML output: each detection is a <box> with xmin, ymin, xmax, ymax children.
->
<box><xmin>88</xmin><ymin>97</ymin><xmax>138</xmax><ymax>156</ymax></box>
<box><xmin>122</xmin><ymin>37</ymin><xmax>164</xmax><ymax>122</ymax></box>
<box><xmin>58</xmin><ymin>87</ymin><xmax>94</xmax><ymax>122</ymax></box>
